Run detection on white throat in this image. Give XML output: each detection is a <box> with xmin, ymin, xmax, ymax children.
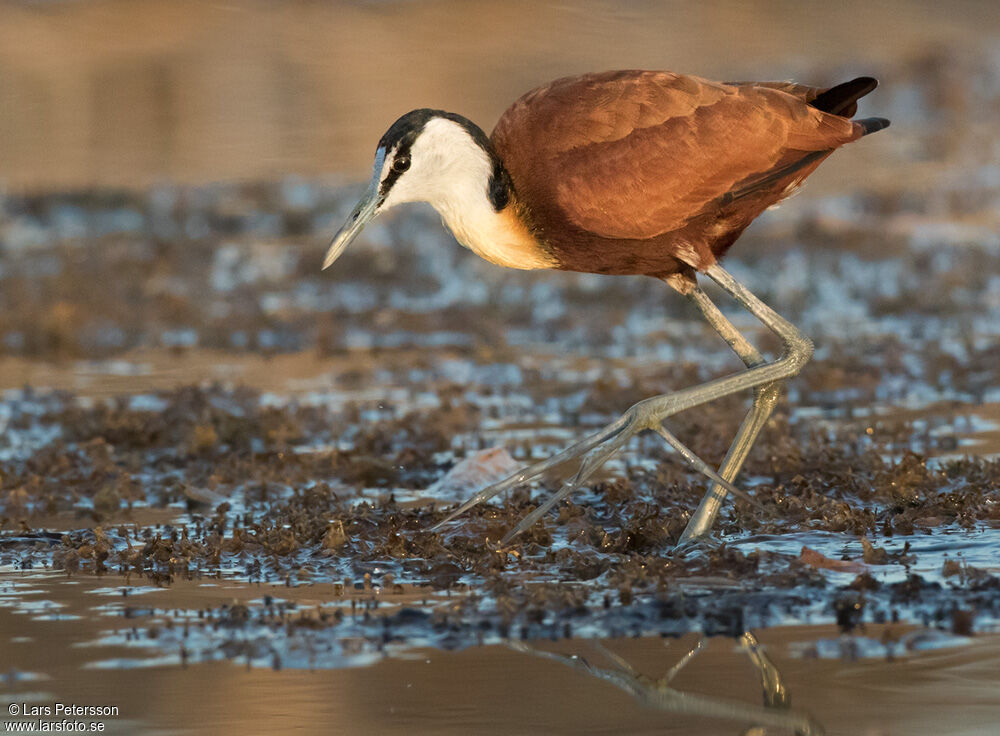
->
<box><xmin>380</xmin><ymin>118</ymin><xmax>552</xmax><ymax>270</ymax></box>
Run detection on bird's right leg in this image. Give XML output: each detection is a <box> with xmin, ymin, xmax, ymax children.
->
<box><xmin>484</xmin><ymin>274</ymin><xmax>790</xmax><ymax>544</ymax></box>
<box><xmin>675</xmin><ymin>285</ymin><xmax>783</xmax><ymax>546</ymax></box>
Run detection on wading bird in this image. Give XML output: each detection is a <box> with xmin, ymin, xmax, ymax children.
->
<box><xmin>323</xmin><ymin>70</ymin><xmax>888</xmax><ymax>545</ymax></box>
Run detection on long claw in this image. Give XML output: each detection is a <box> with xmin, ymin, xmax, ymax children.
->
<box><xmin>430</xmin><ymin>466</ymin><xmax>542</xmax><ymax>532</ymax></box>
<box><xmin>651</xmin><ymin>425</ymin><xmax>760</xmax><ymax>508</ymax></box>
<box><xmin>500</xmin><ymin>435</ymin><xmax>627</xmax><ymax>544</ymax></box>
<box><xmin>431</xmin><ymin>416</ymin><xmax>631</xmax><ymax>532</ymax></box>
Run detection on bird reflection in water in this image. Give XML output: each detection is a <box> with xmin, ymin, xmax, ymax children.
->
<box><xmin>508</xmin><ymin>631</ymin><xmax>823</xmax><ymax>736</ymax></box>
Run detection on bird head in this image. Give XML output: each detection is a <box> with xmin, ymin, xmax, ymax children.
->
<box><xmin>322</xmin><ymin>109</ymin><xmax>510</xmax><ymax>270</ymax></box>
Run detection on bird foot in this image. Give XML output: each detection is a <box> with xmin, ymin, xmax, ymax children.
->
<box><xmin>431</xmin><ymin>398</ymin><xmax>756</xmax><ymax>544</ymax></box>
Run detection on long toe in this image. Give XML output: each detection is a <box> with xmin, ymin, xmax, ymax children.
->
<box><xmin>651</xmin><ymin>424</ymin><xmax>759</xmax><ymax>508</ymax></box>
<box><xmin>431</xmin><ymin>414</ymin><xmax>633</xmax><ymax>532</ymax></box>
<box><xmin>500</xmin><ymin>433</ymin><xmax>630</xmax><ymax>544</ymax></box>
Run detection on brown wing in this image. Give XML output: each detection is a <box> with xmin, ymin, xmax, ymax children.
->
<box><xmin>492</xmin><ymin>71</ymin><xmax>863</xmax><ymax>241</ymax></box>
<box><xmin>729</xmin><ymin>81</ymin><xmax>827</xmax><ymax>105</ymax></box>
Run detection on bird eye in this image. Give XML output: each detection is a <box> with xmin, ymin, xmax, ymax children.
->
<box><xmin>392</xmin><ymin>155</ymin><xmax>411</xmax><ymax>173</ymax></box>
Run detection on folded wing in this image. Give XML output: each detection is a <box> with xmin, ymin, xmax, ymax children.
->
<box><xmin>492</xmin><ymin>71</ymin><xmax>863</xmax><ymax>241</ymax></box>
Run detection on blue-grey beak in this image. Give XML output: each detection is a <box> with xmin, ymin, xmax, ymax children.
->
<box><xmin>322</xmin><ymin>180</ymin><xmax>381</xmax><ymax>270</ymax></box>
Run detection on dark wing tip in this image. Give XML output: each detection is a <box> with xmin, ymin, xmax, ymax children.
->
<box><xmin>811</xmin><ymin>76</ymin><xmax>880</xmax><ymax>116</ymax></box>
<box><xmin>852</xmin><ymin>76</ymin><xmax>879</xmax><ymax>91</ymax></box>
<box><xmin>857</xmin><ymin>117</ymin><xmax>891</xmax><ymax>135</ymax></box>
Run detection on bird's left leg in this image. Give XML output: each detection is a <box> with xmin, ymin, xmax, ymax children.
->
<box><xmin>491</xmin><ymin>266</ymin><xmax>803</xmax><ymax>544</ymax></box>
<box><xmin>431</xmin><ymin>406</ymin><xmax>755</xmax><ymax>535</ymax></box>
<box><xmin>433</xmin><ymin>265</ymin><xmax>810</xmax><ymax>544</ymax></box>
<box><xmin>429</xmin><ymin>271</ymin><xmax>759</xmax><ymax>536</ymax></box>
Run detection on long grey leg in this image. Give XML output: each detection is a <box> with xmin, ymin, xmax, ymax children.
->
<box><xmin>675</xmin><ymin>265</ymin><xmax>811</xmax><ymax>543</ymax></box>
<box><xmin>685</xmin><ymin>286</ymin><xmax>766</xmax><ymax>368</ymax></box>
<box><xmin>676</xmin><ymin>284</ymin><xmax>781</xmax><ymax>545</ymax></box>
<box><xmin>433</xmin><ymin>264</ymin><xmax>811</xmax><ymax>543</ymax></box>
<box><xmin>619</xmin><ymin>265</ymin><xmax>811</xmax><ymax>422</ymax></box>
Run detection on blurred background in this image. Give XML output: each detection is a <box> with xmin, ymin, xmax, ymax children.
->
<box><xmin>0</xmin><ymin>0</ymin><xmax>997</xmax><ymax>426</ymax></box>
<box><xmin>1</xmin><ymin>0</ymin><xmax>999</xmax><ymax>370</ymax></box>
<box><xmin>0</xmin><ymin>0</ymin><xmax>997</xmax><ymax>420</ymax></box>
<box><xmin>0</xmin><ymin>0</ymin><xmax>995</xmax><ymax>191</ymax></box>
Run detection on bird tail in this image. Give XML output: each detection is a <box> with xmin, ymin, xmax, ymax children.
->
<box><xmin>856</xmin><ymin>117</ymin><xmax>891</xmax><ymax>136</ymax></box>
<box><xmin>810</xmin><ymin>76</ymin><xmax>879</xmax><ymax>116</ymax></box>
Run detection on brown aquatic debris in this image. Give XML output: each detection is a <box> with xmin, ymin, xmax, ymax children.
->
<box><xmin>798</xmin><ymin>546</ymin><xmax>868</xmax><ymax>574</ymax></box>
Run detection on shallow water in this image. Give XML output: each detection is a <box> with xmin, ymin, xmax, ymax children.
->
<box><xmin>2</xmin><ymin>569</ymin><xmax>1000</xmax><ymax>736</ymax></box>
<box><xmin>0</xmin><ymin>354</ymin><xmax>998</xmax><ymax>733</ymax></box>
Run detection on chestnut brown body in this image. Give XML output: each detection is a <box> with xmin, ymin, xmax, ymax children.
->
<box><xmin>491</xmin><ymin>71</ymin><xmax>885</xmax><ymax>286</ymax></box>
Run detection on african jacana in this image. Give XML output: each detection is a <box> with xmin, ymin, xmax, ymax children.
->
<box><xmin>323</xmin><ymin>70</ymin><xmax>889</xmax><ymax>545</ymax></box>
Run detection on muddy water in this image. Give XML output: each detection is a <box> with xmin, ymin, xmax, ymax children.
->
<box><xmin>0</xmin><ymin>346</ymin><xmax>998</xmax><ymax>734</ymax></box>
<box><xmin>2</xmin><ymin>571</ymin><xmax>999</xmax><ymax>736</ymax></box>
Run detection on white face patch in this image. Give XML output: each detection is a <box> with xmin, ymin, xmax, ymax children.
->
<box><xmin>372</xmin><ymin>116</ymin><xmax>553</xmax><ymax>270</ymax></box>
<box><xmin>378</xmin><ymin>118</ymin><xmax>493</xmax><ymax>211</ymax></box>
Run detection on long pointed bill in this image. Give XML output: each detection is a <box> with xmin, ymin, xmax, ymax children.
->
<box><xmin>322</xmin><ymin>181</ymin><xmax>380</xmax><ymax>270</ymax></box>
